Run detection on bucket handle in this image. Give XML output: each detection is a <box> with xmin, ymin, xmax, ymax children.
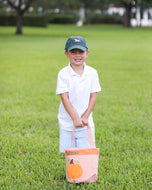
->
<box><xmin>70</xmin><ymin>124</ymin><xmax>94</xmax><ymax>148</ymax></box>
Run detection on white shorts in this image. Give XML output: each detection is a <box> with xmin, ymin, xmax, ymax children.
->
<box><xmin>59</xmin><ymin>126</ymin><xmax>95</xmax><ymax>153</ymax></box>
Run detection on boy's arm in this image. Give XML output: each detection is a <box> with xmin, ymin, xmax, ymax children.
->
<box><xmin>60</xmin><ymin>92</ymin><xmax>84</xmax><ymax>128</ymax></box>
<box><xmin>81</xmin><ymin>92</ymin><xmax>97</xmax><ymax>125</ymax></box>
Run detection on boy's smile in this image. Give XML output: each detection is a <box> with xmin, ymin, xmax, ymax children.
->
<box><xmin>65</xmin><ymin>49</ymin><xmax>89</xmax><ymax>67</ymax></box>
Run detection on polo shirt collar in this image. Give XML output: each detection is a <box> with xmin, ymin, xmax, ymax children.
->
<box><xmin>68</xmin><ymin>62</ymin><xmax>87</xmax><ymax>77</ymax></box>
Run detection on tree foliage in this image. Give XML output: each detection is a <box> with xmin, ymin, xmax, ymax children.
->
<box><xmin>3</xmin><ymin>0</ymin><xmax>152</xmax><ymax>32</ymax></box>
<box><xmin>115</xmin><ymin>0</ymin><xmax>152</xmax><ymax>27</ymax></box>
<box><xmin>5</xmin><ymin>0</ymin><xmax>36</xmax><ymax>34</ymax></box>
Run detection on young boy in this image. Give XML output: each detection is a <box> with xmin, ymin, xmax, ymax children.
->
<box><xmin>56</xmin><ymin>36</ymin><xmax>101</xmax><ymax>153</ymax></box>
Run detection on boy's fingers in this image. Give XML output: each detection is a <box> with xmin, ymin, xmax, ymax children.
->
<box><xmin>81</xmin><ymin>119</ymin><xmax>88</xmax><ymax>126</ymax></box>
<box><xmin>80</xmin><ymin>122</ymin><xmax>84</xmax><ymax>127</ymax></box>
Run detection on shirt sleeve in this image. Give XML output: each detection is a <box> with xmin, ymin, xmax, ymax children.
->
<box><xmin>91</xmin><ymin>70</ymin><xmax>101</xmax><ymax>93</ymax></box>
<box><xmin>56</xmin><ymin>70</ymin><xmax>69</xmax><ymax>95</ymax></box>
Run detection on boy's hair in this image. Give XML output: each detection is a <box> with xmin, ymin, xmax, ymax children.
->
<box><xmin>65</xmin><ymin>36</ymin><xmax>88</xmax><ymax>52</ymax></box>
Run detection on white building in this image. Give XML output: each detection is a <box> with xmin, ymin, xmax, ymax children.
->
<box><xmin>131</xmin><ymin>7</ymin><xmax>152</xmax><ymax>26</ymax></box>
<box><xmin>107</xmin><ymin>6</ymin><xmax>152</xmax><ymax>27</ymax></box>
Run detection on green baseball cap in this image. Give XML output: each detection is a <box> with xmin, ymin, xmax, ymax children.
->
<box><xmin>65</xmin><ymin>36</ymin><xmax>88</xmax><ymax>51</ymax></box>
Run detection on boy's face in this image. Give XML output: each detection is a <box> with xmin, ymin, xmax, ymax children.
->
<box><xmin>65</xmin><ymin>49</ymin><xmax>89</xmax><ymax>67</ymax></box>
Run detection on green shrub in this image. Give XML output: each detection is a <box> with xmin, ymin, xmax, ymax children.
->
<box><xmin>0</xmin><ymin>15</ymin><xmax>16</xmax><ymax>26</ymax></box>
<box><xmin>0</xmin><ymin>14</ymin><xmax>48</xmax><ymax>27</ymax></box>
<box><xmin>48</xmin><ymin>13</ymin><xmax>79</xmax><ymax>24</ymax></box>
<box><xmin>24</xmin><ymin>15</ymin><xmax>48</xmax><ymax>27</ymax></box>
<box><xmin>87</xmin><ymin>14</ymin><xmax>123</xmax><ymax>24</ymax></box>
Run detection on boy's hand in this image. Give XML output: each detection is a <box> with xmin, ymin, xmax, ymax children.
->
<box><xmin>73</xmin><ymin>117</ymin><xmax>84</xmax><ymax>128</ymax></box>
<box><xmin>81</xmin><ymin>116</ymin><xmax>88</xmax><ymax>126</ymax></box>
<box><xmin>60</xmin><ymin>92</ymin><xmax>85</xmax><ymax>128</ymax></box>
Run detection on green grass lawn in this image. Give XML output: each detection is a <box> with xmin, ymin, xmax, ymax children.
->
<box><xmin>0</xmin><ymin>24</ymin><xmax>152</xmax><ymax>189</ymax></box>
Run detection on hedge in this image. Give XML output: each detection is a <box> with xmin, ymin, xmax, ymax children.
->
<box><xmin>87</xmin><ymin>14</ymin><xmax>124</xmax><ymax>24</ymax></box>
<box><xmin>0</xmin><ymin>15</ymin><xmax>16</xmax><ymax>26</ymax></box>
<box><xmin>0</xmin><ymin>13</ymin><xmax>123</xmax><ymax>26</ymax></box>
<box><xmin>48</xmin><ymin>13</ymin><xmax>79</xmax><ymax>24</ymax></box>
<box><xmin>0</xmin><ymin>15</ymin><xmax>48</xmax><ymax>27</ymax></box>
<box><xmin>24</xmin><ymin>15</ymin><xmax>48</xmax><ymax>27</ymax></box>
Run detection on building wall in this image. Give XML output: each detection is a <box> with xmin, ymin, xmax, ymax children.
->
<box><xmin>107</xmin><ymin>6</ymin><xmax>152</xmax><ymax>27</ymax></box>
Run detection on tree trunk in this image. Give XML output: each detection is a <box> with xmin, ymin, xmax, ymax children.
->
<box><xmin>82</xmin><ymin>3</ymin><xmax>87</xmax><ymax>24</ymax></box>
<box><xmin>124</xmin><ymin>6</ymin><xmax>132</xmax><ymax>28</ymax></box>
<box><xmin>16</xmin><ymin>12</ymin><xmax>23</xmax><ymax>35</ymax></box>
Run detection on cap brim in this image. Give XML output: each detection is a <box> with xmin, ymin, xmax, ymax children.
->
<box><xmin>67</xmin><ymin>45</ymin><xmax>87</xmax><ymax>51</ymax></box>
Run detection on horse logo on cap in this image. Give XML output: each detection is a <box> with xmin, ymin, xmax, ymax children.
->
<box><xmin>74</xmin><ymin>39</ymin><xmax>80</xmax><ymax>42</ymax></box>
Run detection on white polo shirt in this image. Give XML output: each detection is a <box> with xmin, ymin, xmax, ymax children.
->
<box><xmin>56</xmin><ymin>63</ymin><xmax>101</xmax><ymax>131</ymax></box>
